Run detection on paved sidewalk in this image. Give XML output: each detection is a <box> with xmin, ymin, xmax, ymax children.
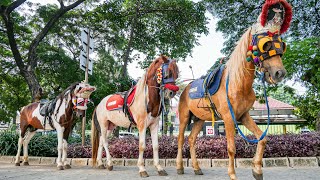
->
<box><xmin>0</xmin><ymin>162</ymin><xmax>319</xmax><ymax>180</ymax></box>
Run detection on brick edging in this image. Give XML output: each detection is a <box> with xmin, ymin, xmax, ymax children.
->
<box><xmin>0</xmin><ymin>156</ymin><xmax>319</xmax><ymax>168</ymax></box>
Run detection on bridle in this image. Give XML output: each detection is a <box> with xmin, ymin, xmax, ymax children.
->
<box><xmin>246</xmin><ymin>31</ymin><xmax>286</xmax><ymax>70</ymax></box>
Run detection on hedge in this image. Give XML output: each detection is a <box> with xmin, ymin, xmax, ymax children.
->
<box><xmin>1</xmin><ymin>130</ymin><xmax>319</xmax><ymax>159</ymax></box>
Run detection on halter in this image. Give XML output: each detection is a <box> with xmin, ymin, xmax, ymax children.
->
<box><xmin>71</xmin><ymin>85</ymin><xmax>96</xmax><ymax>110</ymax></box>
<box><xmin>246</xmin><ymin>31</ymin><xmax>286</xmax><ymax>69</ymax></box>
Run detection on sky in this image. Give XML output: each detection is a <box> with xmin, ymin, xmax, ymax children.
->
<box><xmin>29</xmin><ymin>0</ymin><xmax>306</xmax><ymax>94</ymax></box>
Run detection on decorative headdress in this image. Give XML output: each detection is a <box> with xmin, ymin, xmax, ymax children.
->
<box><xmin>246</xmin><ymin>0</ymin><xmax>292</xmax><ymax>64</ymax></box>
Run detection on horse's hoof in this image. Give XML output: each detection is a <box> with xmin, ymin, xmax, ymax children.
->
<box><xmin>230</xmin><ymin>174</ymin><xmax>238</xmax><ymax>180</ymax></box>
<box><xmin>252</xmin><ymin>169</ymin><xmax>263</xmax><ymax>180</ymax></box>
<box><xmin>140</xmin><ymin>171</ymin><xmax>149</xmax><ymax>178</ymax></box>
<box><xmin>22</xmin><ymin>162</ymin><xmax>29</xmax><ymax>166</ymax></box>
<box><xmin>98</xmin><ymin>165</ymin><xmax>106</xmax><ymax>169</ymax></box>
<box><xmin>57</xmin><ymin>165</ymin><xmax>64</xmax><ymax>170</ymax></box>
<box><xmin>177</xmin><ymin>169</ymin><xmax>184</xmax><ymax>175</ymax></box>
<box><xmin>194</xmin><ymin>169</ymin><xmax>203</xmax><ymax>175</ymax></box>
<box><xmin>158</xmin><ymin>170</ymin><xmax>168</xmax><ymax>176</ymax></box>
<box><xmin>64</xmin><ymin>164</ymin><xmax>71</xmax><ymax>169</ymax></box>
<box><xmin>107</xmin><ymin>165</ymin><xmax>113</xmax><ymax>171</ymax></box>
<box><xmin>15</xmin><ymin>163</ymin><xmax>20</xmax><ymax>166</ymax></box>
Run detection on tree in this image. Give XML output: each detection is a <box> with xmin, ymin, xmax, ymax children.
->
<box><xmin>88</xmin><ymin>0</ymin><xmax>208</xmax><ymax>78</ymax></box>
<box><xmin>0</xmin><ymin>0</ymin><xmax>85</xmax><ymax>102</ymax></box>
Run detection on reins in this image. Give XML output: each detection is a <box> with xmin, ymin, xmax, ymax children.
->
<box><xmin>226</xmin><ymin>72</ymin><xmax>270</xmax><ymax>143</ymax></box>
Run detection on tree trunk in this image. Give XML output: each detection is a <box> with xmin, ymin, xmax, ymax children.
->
<box><xmin>316</xmin><ymin>112</ymin><xmax>320</xmax><ymax>132</ymax></box>
<box><xmin>21</xmin><ymin>70</ymin><xmax>43</xmax><ymax>102</ymax></box>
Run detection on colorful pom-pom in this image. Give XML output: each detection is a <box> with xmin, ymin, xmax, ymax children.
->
<box><xmin>253</xmin><ymin>46</ymin><xmax>258</xmax><ymax>50</ymax></box>
<box><xmin>254</xmin><ymin>57</ymin><xmax>260</xmax><ymax>64</ymax></box>
<box><xmin>246</xmin><ymin>57</ymin><xmax>252</xmax><ymax>62</ymax></box>
<box><xmin>248</xmin><ymin>45</ymin><xmax>253</xmax><ymax>51</ymax></box>
<box><xmin>253</xmin><ymin>51</ymin><xmax>259</xmax><ymax>56</ymax></box>
<box><xmin>247</xmin><ymin>51</ymin><xmax>253</xmax><ymax>56</ymax></box>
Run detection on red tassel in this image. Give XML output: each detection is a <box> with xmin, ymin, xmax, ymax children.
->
<box><xmin>164</xmin><ymin>84</ymin><xmax>179</xmax><ymax>92</ymax></box>
<box><xmin>260</xmin><ymin>0</ymin><xmax>292</xmax><ymax>34</ymax></box>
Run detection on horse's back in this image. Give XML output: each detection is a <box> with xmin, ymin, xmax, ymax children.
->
<box><xmin>96</xmin><ymin>95</ymin><xmax>131</xmax><ymax>128</ymax></box>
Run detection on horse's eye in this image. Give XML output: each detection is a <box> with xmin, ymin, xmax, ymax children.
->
<box><xmin>262</xmin><ymin>41</ymin><xmax>272</xmax><ymax>52</ymax></box>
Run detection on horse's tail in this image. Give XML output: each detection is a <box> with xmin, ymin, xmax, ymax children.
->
<box><xmin>91</xmin><ymin>107</ymin><xmax>99</xmax><ymax>167</ymax></box>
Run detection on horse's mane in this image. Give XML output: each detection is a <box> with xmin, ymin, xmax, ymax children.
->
<box><xmin>146</xmin><ymin>55</ymin><xmax>179</xmax><ymax>81</ymax></box>
<box><xmin>58</xmin><ymin>82</ymin><xmax>80</xmax><ymax>100</ymax></box>
<box><xmin>225</xmin><ymin>28</ymin><xmax>251</xmax><ymax>86</ymax></box>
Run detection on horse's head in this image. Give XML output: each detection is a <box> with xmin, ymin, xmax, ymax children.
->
<box><xmin>71</xmin><ymin>82</ymin><xmax>96</xmax><ymax>117</ymax></box>
<box><xmin>246</xmin><ymin>0</ymin><xmax>292</xmax><ymax>84</ymax></box>
<box><xmin>251</xmin><ymin>33</ymin><xmax>287</xmax><ymax>84</ymax></box>
<box><xmin>147</xmin><ymin>55</ymin><xmax>179</xmax><ymax>98</ymax></box>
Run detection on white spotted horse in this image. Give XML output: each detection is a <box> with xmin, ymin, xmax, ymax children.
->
<box><xmin>15</xmin><ymin>82</ymin><xmax>96</xmax><ymax>170</ymax></box>
<box><xmin>91</xmin><ymin>55</ymin><xmax>179</xmax><ymax>177</ymax></box>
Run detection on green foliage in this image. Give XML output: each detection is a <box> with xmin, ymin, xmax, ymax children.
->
<box><xmin>293</xmin><ymin>94</ymin><xmax>320</xmax><ymax>130</ymax></box>
<box><xmin>0</xmin><ymin>129</ymin><xmax>19</xmax><ymax>156</ymax></box>
<box><xmin>89</xmin><ymin>0</ymin><xmax>208</xmax><ymax>66</ymax></box>
<box><xmin>283</xmin><ymin>37</ymin><xmax>320</xmax><ymax>92</ymax></box>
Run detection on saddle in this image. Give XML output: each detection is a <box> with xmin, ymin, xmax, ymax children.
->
<box><xmin>189</xmin><ymin>65</ymin><xmax>225</xmax><ymax>99</ymax></box>
<box><xmin>106</xmin><ymin>86</ymin><xmax>137</xmax><ymax>125</ymax></box>
<box><xmin>39</xmin><ymin>99</ymin><xmax>56</xmax><ymax>129</ymax></box>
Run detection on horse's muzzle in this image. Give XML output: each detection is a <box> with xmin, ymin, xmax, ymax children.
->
<box><xmin>265</xmin><ymin>68</ymin><xmax>287</xmax><ymax>84</ymax></box>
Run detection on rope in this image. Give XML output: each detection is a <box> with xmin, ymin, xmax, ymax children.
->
<box><xmin>226</xmin><ymin>72</ymin><xmax>270</xmax><ymax>143</ymax></box>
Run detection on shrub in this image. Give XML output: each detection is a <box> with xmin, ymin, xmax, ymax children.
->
<box><xmin>1</xmin><ymin>130</ymin><xmax>319</xmax><ymax>159</ymax></box>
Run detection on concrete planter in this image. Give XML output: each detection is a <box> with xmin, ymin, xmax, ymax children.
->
<box><xmin>165</xmin><ymin>158</ymin><xmax>188</xmax><ymax>167</ymax></box>
<box><xmin>263</xmin><ymin>157</ymin><xmax>289</xmax><ymax>167</ymax></box>
<box><xmin>188</xmin><ymin>159</ymin><xmax>211</xmax><ymax>168</ymax></box>
<box><xmin>289</xmin><ymin>157</ymin><xmax>319</xmax><ymax>167</ymax></box>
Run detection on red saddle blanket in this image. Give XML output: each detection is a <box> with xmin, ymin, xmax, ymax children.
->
<box><xmin>106</xmin><ymin>87</ymin><xmax>136</xmax><ymax>111</ymax></box>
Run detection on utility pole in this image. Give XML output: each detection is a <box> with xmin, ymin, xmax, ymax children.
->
<box><xmin>80</xmin><ymin>28</ymin><xmax>94</xmax><ymax>145</ymax></box>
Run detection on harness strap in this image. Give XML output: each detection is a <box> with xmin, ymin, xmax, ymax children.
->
<box><xmin>226</xmin><ymin>73</ymin><xmax>270</xmax><ymax>143</ymax></box>
<box><xmin>205</xmin><ymin>96</ymin><xmax>216</xmax><ymax>127</ymax></box>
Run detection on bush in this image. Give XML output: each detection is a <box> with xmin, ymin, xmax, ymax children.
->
<box><xmin>1</xmin><ymin>130</ymin><xmax>319</xmax><ymax>159</ymax></box>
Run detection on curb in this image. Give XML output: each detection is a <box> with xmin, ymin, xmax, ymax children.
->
<box><xmin>0</xmin><ymin>156</ymin><xmax>319</xmax><ymax>168</ymax></box>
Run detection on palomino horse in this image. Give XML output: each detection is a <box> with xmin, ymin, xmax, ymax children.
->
<box><xmin>92</xmin><ymin>55</ymin><xmax>179</xmax><ymax>177</ymax></box>
<box><xmin>15</xmin><ymin>82</ymin><xmax>96</xmax><ymax>170</ymax></box>
<box><xmin>176</xmin><ymin>1</ymin><xmax>292</xmax><ymax>179</ymax></box>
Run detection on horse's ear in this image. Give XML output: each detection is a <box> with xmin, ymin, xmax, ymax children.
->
<box><xmin>160</xmin><ymin>54</ymin><xmax>169</xmax><ymax>63</ymax></box>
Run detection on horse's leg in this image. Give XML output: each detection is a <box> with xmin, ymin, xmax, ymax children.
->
<box><xmin>22</xmin><ymin>130</ymin><xmax>36</xmax><ymax>166</ymax></box>
<box><xmin>149</xmin><ymin>121</ymin><xmax>167</xmax><ymax>176</ymax></box>
<box><xmin>240</xmin><ymin>112</ymin><xmax>266</xmax><ymax>180</ymax></box>
<box><xmin>137</xmin><ymin>123</ymin><xmax>148</xmax><ymax>177</ymax></box>
<box><xmin>188</xmin><ymin>119</ymin><xmax>205</xmax><ymax>175</ymax></box>
<box><xmin>56</xmin><ymin>127</ymin><xmax>64</xmax><ymax>170</ymax></box>
<box><xmin>176</xmin><ymin>114</ymin><xmax>190</xmax><ymax>174</ymax></box>
<box><xmin>176</xmin><ymin>106</ymin><xmax>190</xmax><ymax>174</ymax></box>
<box><xmin>224</xmin><ymin>119</ymin><xmax>237</xmax><ymax>180</ymax></box>
<box><xmin>62</xmin><ymin>139</ymin><xmax>71</xmax><ymax>169</ymax></box>
<box><xmin>96</xmin><ymin>134</ymin><xmax>105</xmax><ymax>169</ymax></box>
<box><xmin>102</xmin><ymin>129</ymin><xmax>113</xmax><ymax>171</ymax></box>
<box><xmin>15</xmin><ymin>125</ymin><xmax>27</xmax><ymax>166</ymax></box>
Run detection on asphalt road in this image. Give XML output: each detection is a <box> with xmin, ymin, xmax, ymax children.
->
<box><xmin>0</xmin><ymin>162</ymin><xmax>319</xmax><ymax>180</ymax></box>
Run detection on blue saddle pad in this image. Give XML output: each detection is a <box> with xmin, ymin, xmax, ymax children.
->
<box><xmin>189</xmin><ymin>65</ymin><xmax>225</xmax><ymax>99</ymax></box>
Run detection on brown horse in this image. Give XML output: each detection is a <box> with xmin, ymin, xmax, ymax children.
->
<box><xmin>91</xmin><ymin>55</ymin><xmax>179</xmax><ymax>177</ymax></box>
<box><xmin>15</xmin><ymin>82</ymin><xmax>96</xmax><ymax>170</ymax></box>
<box><xmin>176</xmin><ymin>1</ymin><xmax>292</xmax><ymax>179</ymax></box>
